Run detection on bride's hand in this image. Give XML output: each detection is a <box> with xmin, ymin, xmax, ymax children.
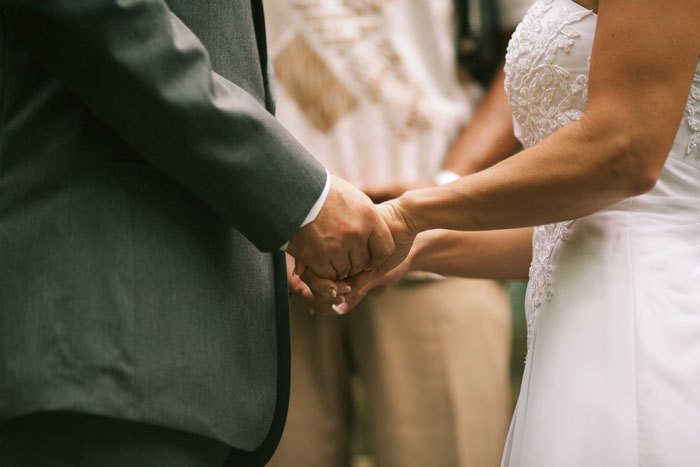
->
<box><xmin>298</xmin><ymin>268</ymin><xmax>351</xmax><ymax>308</ymax></box>
<box><xmin>297</xmin><ymin>197</ymin><xmax>418</xmax><ymax>314</ymax></box>
<box><xmin>287</xmin><ymin>254</ymin><xmax>349</xmax><ymax>315</ymax></box>
<box><xmin>341</xmin><ymin>198</ymin><xmax>418</xmax><ymax>298</ymax></box>
<box><xmin>332</xmin><ymin>250</ymin><xmax>414</xmax><ymax>314</ymax></box>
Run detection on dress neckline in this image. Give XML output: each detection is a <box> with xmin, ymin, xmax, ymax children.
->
<box><xmin>566</xmin><ymin>0</ymin><xmax>598</xmax><ymax>16</ymax></box>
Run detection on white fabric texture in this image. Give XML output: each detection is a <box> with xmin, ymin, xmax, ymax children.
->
<box><xmin>502</xmin><ymin>1</ymin><xmax>700</xmax><ymax>465</ymax></box>
<box><xmin>264</xmin><ymin>0</ymin><xmax>532</xmax><ymax>186</ymax></box>
<box><xmin>299</xmin><ymin>168</ymin><xmax>330</xmax><ymax>228</ymax></box>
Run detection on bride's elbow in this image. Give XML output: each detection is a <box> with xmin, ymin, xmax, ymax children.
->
<box><xmin>577</xmin><ymin>110</ymin><xmax>666</xmax><ymax>197</ymax></box>
<box><xmin>588</xmin><ymin>128</ymin><xmax>664</xmax><ymax>198</ymax></box>
<box><xmin>628</xmin><ymin>166</ymin><xmax>661</xmax><ymax>196</ymax></box>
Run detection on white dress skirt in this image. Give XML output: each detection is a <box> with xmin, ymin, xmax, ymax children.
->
<box><xmin>501</xmin><ymin>1</ymin><xmax>700</xmax><ymax>465</ymax></box>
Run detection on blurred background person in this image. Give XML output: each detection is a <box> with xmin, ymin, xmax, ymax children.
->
<box><xmin>263</xmin><ymin>1</ymin><xmax>531</xmax><ymax>466</ymax></box>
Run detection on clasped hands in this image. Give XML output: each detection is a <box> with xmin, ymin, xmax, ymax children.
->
<box><xmin>286</xmin><ymin>175</ymin><xmax>419</xmax><ymax>315</ymax></box>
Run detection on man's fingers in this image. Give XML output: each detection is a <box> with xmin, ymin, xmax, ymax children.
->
<box><xmin>292</xmin><ymin>253</ymin><xmax>337</xmax><ymax>280</ymax></box>
<box><xmin>293</xmin><ymin>261</ymin><xmax>306</xmax><ymax>276</ymax></box>
<box><xmin>307</xmin><ymin>259</ymin><xmax>337</xmax><ymax>280</ymax></box>
<box><xmin>301</xmin><ymin>269</ymin><xmax>345</xmax><ymax>303</ymax></box>
<box><xmin>345</xmin><ymin>250</ymin><xmax>402</xmax><ymax>299</ymax></box>
<box><xmin>348</xmin><ymin>244</ymin><xmax>371</xmax><ymax>277</ymax></box>
<box><xmin>330</xmin><ymin>255</ymin><xmax>351</xmax><ymax>280</ymax></box>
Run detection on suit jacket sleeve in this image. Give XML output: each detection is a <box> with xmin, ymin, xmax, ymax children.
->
<box><xmin>1</xmin><ymin>0</ymin><xmax>327</xmax><ymax>252</ymax></box>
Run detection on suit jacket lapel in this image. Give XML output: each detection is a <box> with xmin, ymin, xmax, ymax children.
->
<box><xmin>250</xmin><ymin>0</ymin><xmax>275</xmax><ymax>113</ymax></box>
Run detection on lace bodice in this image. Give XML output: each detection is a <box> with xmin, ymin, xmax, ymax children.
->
<box><xmin>504</xmin><ymin>0</ymin><xmax>594</xmax><ymax>150</ymax></box>
<box><xmin>504</xmin><ymin>0</ymin><xmax>597</xmax><ymax>349</ymax></box>
<box><xmin>504</xmin><ymin>0</ymin><xmax>700</xmax><ymax>350</ymax></box>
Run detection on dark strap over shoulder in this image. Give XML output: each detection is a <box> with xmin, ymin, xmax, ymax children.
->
<box><xmin>454</xmin><ymin>0</ymin><xmax>501</xmax><ymax>85</ymax></box>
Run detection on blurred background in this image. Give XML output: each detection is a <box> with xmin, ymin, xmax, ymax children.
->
<box><xmin>262</xmin><ymin>1</ymin><xmax>533</xmax><ymax>466</ymax></box>
<box><xmin>349</xmin><ymin>281</ymin><xmax>528</xmax><ymax>467</ymax></box>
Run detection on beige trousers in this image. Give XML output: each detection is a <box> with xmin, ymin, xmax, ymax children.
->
<box><xmin>268</xmin><ymin>278</ymin><xmax>512</xmax><ymax>467</ymax></box>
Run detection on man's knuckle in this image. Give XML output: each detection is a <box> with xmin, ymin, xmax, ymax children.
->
<box><xmin>343</xmin><ymin>224</ymin><xmax>363</xmax><ymax>241</ymax></box>
<box><xmin>361</xmin><ymin>202</ymin><xmax>376</xmax><ymax>216</ymax></box>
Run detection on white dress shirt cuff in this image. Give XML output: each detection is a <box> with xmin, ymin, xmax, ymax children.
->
<box><xmin>280</xmin><ymin>169</ymin><xmax>331</xmax><ymax>251</ymax></box>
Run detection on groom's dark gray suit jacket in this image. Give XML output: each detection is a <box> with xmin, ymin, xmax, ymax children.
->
<box><xmin>0</xmin><ymin>0</ymin><xmax>326</xmax><ymax>462</ymax></box>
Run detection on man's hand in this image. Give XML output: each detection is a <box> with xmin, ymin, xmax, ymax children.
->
<box><xmin>287</xmin><ymin>175</ymin><xmax>395</xmax><ymax>280</ymax></box>
<box><xmin>304</xmin><ymin>198</ymin><xmax>418</xmax><ymax>314</ymax></box>
<box><xmin>286</xmin><ymin>253</ymin><xmax>350</xmax><ymax>315</ymax></box>
<box><xmin>294</xmin><ymin>197</ymin><xmax>418</xmax><ymax>313</ymax></box>
<box><xmin>342</xmin><ymin>198</ymin><xmax>418</xmax><ymax>297</ymax></box>
<box><xmin>333</xmin><ymin>250</ymin><xmax>413</xmax><ymax>314</ymax></box>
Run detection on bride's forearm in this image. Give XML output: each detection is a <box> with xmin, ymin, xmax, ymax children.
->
<box><xmin>399</xmin><ymin>117</ymin><xmax>659</xmax><ymax>234</ymax></box>
<box><xmin>409</xmin><ymin>228</ymin><xmax>533</xmax><ymax>280</ymax></box>
<box><xmin>396</xmin><ymin>0</ymin><xmax>700</xmax><ymax>236</ymax></box>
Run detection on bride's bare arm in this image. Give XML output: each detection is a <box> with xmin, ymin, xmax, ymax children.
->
<box><xmin>337</xmin><ymin>0</ymin><xmax>700</xmax><ymax>296</ymax></box>
<box><xmin>323</xmin><ymin>227</ymin><xmax>533</xmax><ymax>313</ymax></box>
<box><xmin>395</xmin><ymin>0</ymin><xmax>700</xmax><ymax>235</ymax></box>
<box><xmin>304</xmin><ymin>219</ymin><xmax>532</xmax><ymax>312</ymax></box>
<box><xmin>409</xmin><ymin>228</ymin><xmax>533</xmax><ymax>280</ymax></box>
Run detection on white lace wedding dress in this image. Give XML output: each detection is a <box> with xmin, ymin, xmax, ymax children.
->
<box><xmin>502</xmin><ymin>1</ymin><xmax>700</xmax><ymax>465</ymax></box>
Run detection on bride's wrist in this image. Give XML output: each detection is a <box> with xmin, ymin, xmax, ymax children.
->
<box><xmin>396</xmin><ymin>188</ymin><xmax>437</xmax><ymax>234</ymax></box>
<box><xmin>408</xmin><ymin>229</ymin><xmax>445</xmax><ymax>273</ymax></box>
<box><xmin>406</xmin><ymin>233</ymin><xmax>429</xmax><ymax>272</ymax></box>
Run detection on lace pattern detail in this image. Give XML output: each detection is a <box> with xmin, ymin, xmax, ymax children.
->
<box><xmin>684</xmin><ymin>63</ymin><xmax>700</xmax><ymax>155</ymax></box>
<box><xmin>506</xmin><ymin>1</ymin><xmax>700</xmax><ymax>354</ymax></box>
<box><xmin>526</xmin><ymin>221</ymin><xmax>574</xmax><ymax>349</ymax></box>
<box><xmin>504</xmin><ymin>0</ymin><xmax>594</xmax><ymax>352</ymax></box>
<box><xmin>504</xmin><ymin>0</ymin><xmax>593</xmax><ymax>149</ymax></box>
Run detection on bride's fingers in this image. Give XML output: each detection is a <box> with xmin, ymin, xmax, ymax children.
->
<box><xmin>345</xmin><ymin>269</ymin><xmax>378</xmax><ymax>295</ymax></box>
<box><xmin>345</xmin><ymin>257</ymin><xmax>409</xmax><ymax>305</ymax></box>
<box><xmin>300</xmin><ymin>269</ymin><xmax>345</xmax><ymax>303</ymax></box>
<box><xmin>336</xmin><ymin>280</ymin><xmax>352</xmax><ymax>296</ymax></box>
<box><xmin>297</xmin><ymin>287</ymin><xmax>336</xmax><ymax>316</ymax></box>
<box><xmin>347</xmin><ymin>252</ymin><xmax>403</xmax><ymax>294</ymax></box>
<box><xmin>332</xmin><ymin>285</ymin><xmax>367</xmax><ymax>315</ymax></box>
<box><xmin>297</xmin><ymin>283</ymin><xmax>350</xmax><ymax>316</ymax></box>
